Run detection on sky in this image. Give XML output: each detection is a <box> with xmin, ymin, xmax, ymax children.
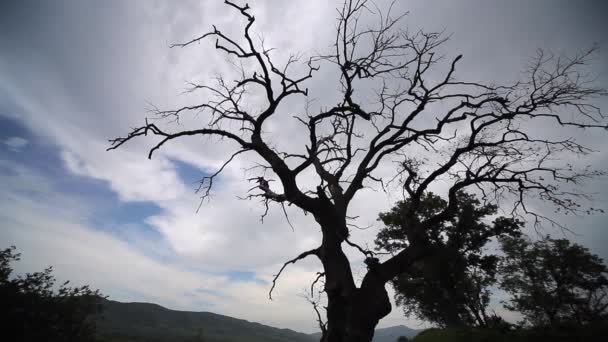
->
<box><xmin>1</xmin><ymin>0</ymin><xmax>607</xmax><ymax>333</ymax></box>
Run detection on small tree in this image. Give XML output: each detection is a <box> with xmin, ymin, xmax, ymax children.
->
<box><xmin>108</xmin><ymin>1</ymin><xmax>607</xmax><ymax>341</ymax></box>
<box><xmin>0</xmin><ymin>246</ymin><xmax>104</xmax><ymax>342</ymax></box>
<box><xmin>500</xmin><ymin>236</ymin><xmax>608</xmax><ymax>327</ymax></box>
<box><xmin>376</xmin><ymin>192</ymin><xmax>522</xmax><ymax>327</ymax></box>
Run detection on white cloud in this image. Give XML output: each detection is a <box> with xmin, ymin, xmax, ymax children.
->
<box><xmin>0</xmin><ymin>159</ymin><xmax>333</xmax><ymax>332</ymax></box>
<box><xmin>3</xmin><ymin>136</ymin><xmax>28</xmax><ymax>152</ymax></box>
<box><xmin>61</xmin><ymin>149</ymin><xmax>188</xmax><ymax>202</ymax></box>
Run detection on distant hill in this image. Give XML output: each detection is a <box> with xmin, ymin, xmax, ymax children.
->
<box><xmin>95</xmin><ymin>299</ymin><xmax>420</xmax><ymax>342</ymax></box>
<box><xmin>370</xmin><ymin>325</ymin><xmax>420</xmax><ymax>341</ymax></box>
<box><xmin>95</xmin><ymin>299</ymin><xmax>315</xmax><ymax>342</ymax></box>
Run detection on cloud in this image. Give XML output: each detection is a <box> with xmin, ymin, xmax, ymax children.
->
<box><xmin>3</xmin><ymin>136</ymin><xmax>28</xmax><ymax>152</ymax></box>
<box><xmin>0</xmin><ymin>158</ymin><xmax>335</xmax><ymax>332</ymax></box>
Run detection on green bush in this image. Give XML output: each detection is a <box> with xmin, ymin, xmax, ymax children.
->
<box><xmin>412</xmin><ymin>323</ymin><xmax>608</xmax><ymax>342</ymax></box>
<box><xmin>412</xmin><ymin>327</ymin><xmax>510</xmax><ymax>342</ymax></box>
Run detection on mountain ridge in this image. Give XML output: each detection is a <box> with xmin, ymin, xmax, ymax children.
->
<box><xmin>95</xmin><ymin>299</ymin><xmax>420</xmax><ymax>342</ymax></box>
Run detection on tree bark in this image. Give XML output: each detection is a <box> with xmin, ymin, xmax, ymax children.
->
<box><xmin>321</xmin><ymin>268</ymin><xmax>392</xmax><ymax>342</ymax></box>
<box><xmin>316</xmin><ymin>213</ymin><xmax>393</xmax><ymax>342</ymax></box>
<box><xmin>343</xmin><ymin>273</ymin><xmax>392</xmax><ymax>342</ymax></box>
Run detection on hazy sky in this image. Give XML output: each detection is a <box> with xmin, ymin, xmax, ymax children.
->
<box><xmin>1</xmin><ymin>0</ymin><xmax>607</xmax><ymax>333</ymax></box>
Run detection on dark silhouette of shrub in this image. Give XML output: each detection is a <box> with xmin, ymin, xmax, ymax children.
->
<box><xmin>0</xmin><ymin>246</ymin><xmax>104</xmax><ymax>342</ymax></box>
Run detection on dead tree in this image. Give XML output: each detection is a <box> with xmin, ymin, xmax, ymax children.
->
<box><xmin>109</xmin><ymin>1</ymin><xmax>607</xmax><ymax>341</ymax></box>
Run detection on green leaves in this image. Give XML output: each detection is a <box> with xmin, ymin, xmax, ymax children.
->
<box><xmin>0</xmin><ymin>246</ymin><xmax>104</xmax><ymax>342</ymax></box>
<box><xmin>499</xmin><ymin>236</ymin><xmax>608</xmax><ymax>326</ymax></box>
<box><xmin>376</xmin><ymin>192</ymin><xmax>522</xmax><ymax>327</ymax></box>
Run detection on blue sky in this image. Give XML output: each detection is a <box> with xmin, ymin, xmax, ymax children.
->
<box><xmin>1</xmin><ymin>0</ymin><xmax>608</xmax><ymax>333</ymax></box>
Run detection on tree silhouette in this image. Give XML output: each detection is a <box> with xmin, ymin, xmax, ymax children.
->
<box><xmin>500</xmin><ymin>236</ymin><xmax>608</xmax><ymax>327</ymax></box>
<box><xmin>0</xmin><ymin>246</ymin><xmax>103</xmax><ymax>342</ymax></box>
<box><xmin>376</xmin><ymin>192</ymin><xmax>522</xmax><ymax>327</ymax></box>
<box><xmin>108</xmin><ymin>1</ymin><xmax>607</xmax><ymax>341</ymax></box>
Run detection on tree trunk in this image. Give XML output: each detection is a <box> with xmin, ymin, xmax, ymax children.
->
<box><xmin>322</xmin><ymin>276</ymin><xmax>392</xmax><ymax>342</ymax></box>
<box><xmin>317</xmin><ymin>216</ymin><xmax>392</xmax><ymax>342</ymax></box>
<box><xmin>344</xmin><ymin>274</ymin><xmax>392</xmax><ymax>342</ymax></box>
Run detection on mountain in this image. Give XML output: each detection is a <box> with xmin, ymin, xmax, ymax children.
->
<box><xmin>370</xmin><ymin>325</ymin><xmax>420</xmax><ymax>341</ymax></box>
<box><xmin>95</xmin><ymin>299</ymin><xmax>316</xmax><ymax>342</ymax></box>
<box><xmin>95</xmin><ymin>299</ymin><xmax>420</xmax><ymax>342</ymax></box>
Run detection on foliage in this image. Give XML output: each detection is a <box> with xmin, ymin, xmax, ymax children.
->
<box><xmin>500</xmin><ymin>235</ymin><xmax>608</xmax><ymax>326</ymax></box>
<box><xmin>0</xmin><ymin>246</ymin><xmax>104</xmax><ymax>342</ymax></box>
<box><xmin>95</xmin><ymin>300</ymin><xmax>315</xmax><ymax>342</ymax></box>
<box><xmin>515</xmin><ymin>321</ymin><xmax>608</xmax><ymax>342</ymax></box>
<box><xmin>411</xmin><ymin>327</ymin><xmax>511</xmax><ymax>342</ymax></box>
<box><xmin>411</xmin><ymin>323</ymin><xmax>608</xmax><ymax>342</ymax></box>
<box><xmin>376</xmin><ymin>192</ymin><xmax>522</xmax><ymax>327</ymax></box>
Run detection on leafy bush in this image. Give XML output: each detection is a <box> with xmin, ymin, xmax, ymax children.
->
<box><xmin>0</xmin><ymin>246</ymin><xmax>104</xmax><ymax>342</ymax></box>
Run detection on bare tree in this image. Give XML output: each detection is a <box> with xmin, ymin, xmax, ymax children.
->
<box><xmin>108</xmin><ymin>1</ymin><xmax>607</xmax><ymax>341</ymax></box>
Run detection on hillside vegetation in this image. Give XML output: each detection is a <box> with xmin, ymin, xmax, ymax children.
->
<box><xmin>95</xmin><ymin>300</ymin><xmax>315</xmax><ymax>342</ymax></box>
<box><xmin>95</xmin><ymin>300</ymin><xmax>420</xmax><ymax>342</ymax></box>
